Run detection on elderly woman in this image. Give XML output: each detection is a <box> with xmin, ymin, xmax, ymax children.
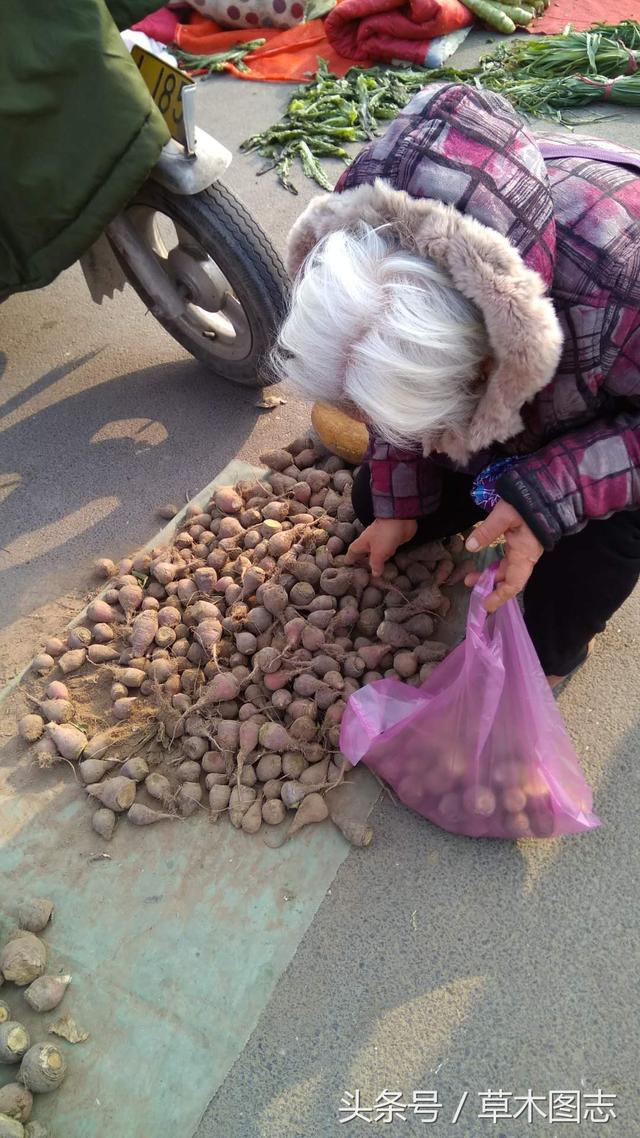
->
<box><xmin>275</xmin><ymin>84</ymin><xmax>640</xmax><ymax>686</ymax></box>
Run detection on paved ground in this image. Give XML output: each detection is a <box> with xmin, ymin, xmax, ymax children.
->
<box><xmin>1</xmin><ymin>28</ymin><xmax>638</xmax><ymax>1138</ymax></box>
<box><xmin>0</xmin><ymin>75</ymin><xmax>315</xmax><ymax>688</ymax></box>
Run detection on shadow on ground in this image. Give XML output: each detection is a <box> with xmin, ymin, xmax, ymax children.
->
<box><xmin>0</xmin><ymin>356</ymin><xmax>260</xmax><ymax>632</ymax></box>
<box><xmin>197</xmin><ymin>694</ymin><xmax>639</xmax><ymax>1138</ymax></box>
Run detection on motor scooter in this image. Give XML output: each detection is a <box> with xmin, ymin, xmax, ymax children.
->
<box><xmin>80</xmin><ymin>43</ymin><xmax>288</xmax><ymax>387</ymax></box>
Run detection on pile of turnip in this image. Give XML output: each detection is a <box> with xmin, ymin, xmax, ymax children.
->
<box><xmin>18</xmin><ymin>436</ymin><xmax>460</xmax><ymax>844</ymax></box>
<box><xmin>0</xmin><ymin>898</ymin><xmax>82</xmax><ymax>1138</ymax></box>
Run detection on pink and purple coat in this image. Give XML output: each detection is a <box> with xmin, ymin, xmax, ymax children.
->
<box><xmin>285</xmin><ymin>84</ymin><xmax>640</xmax><ymax>549</ymax></box>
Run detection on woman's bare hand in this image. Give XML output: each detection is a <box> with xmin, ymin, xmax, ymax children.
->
<box><xmin>464</xmin><ymin>501</ymin><xmax>543</xmax><ymax>612</ymax></box>
<box><xmin>346</xmin><ymin>518</ymin><xmax>418</xmax><ymax>577</ymax></box>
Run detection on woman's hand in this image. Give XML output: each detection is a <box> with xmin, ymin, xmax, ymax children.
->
<box><xmin>346</xmin><ymin>518</ymin><xmax>418</xmax><ymax>577</ymax></box>
<box><xmin>464</xmin><ymin>500</ymin><xmax>543</xmax><ymax>612</ymax></box>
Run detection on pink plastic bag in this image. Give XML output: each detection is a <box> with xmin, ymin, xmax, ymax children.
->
<box><xmin>340</xmin><ymin>567</ymin><xmax>600</xmax><ymax>839</ymax></box>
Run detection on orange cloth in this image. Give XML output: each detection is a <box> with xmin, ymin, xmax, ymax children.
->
<box><xmin>175</xmin><ymin>12</ymin><xmax>366</xmax><ymax>80</ymax></box>
<box><xmin>531</xmin><ymin>0</ymin><xmax>639</xmax><ymax>33</ymax></box>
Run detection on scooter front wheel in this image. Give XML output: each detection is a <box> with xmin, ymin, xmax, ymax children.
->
<box><xmin>111</xmin><ymin>180</ymin><xmax>289</xmax><ymax>387</ymax></box>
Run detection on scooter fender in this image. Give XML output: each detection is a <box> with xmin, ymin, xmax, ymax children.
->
<box><xmin>150</xmin><ymin>128</ymin><xmax>232</xmax><ymax>196</ymax></box>
<box><xmin>79</xmin><ymin>127</ymin><xmax>233</xmax><ymax>304</ymax></box>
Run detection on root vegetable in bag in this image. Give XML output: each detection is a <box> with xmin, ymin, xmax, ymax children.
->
<box><xmin>340</xmin><ymin>567</ymin><xmax>600</xmax><ymax>841</ymax></box>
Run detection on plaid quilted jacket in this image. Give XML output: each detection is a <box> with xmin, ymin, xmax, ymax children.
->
<box><xmin>286</xmin><ymin>85</ymin><xmax>640</xmax><ymax>550</ymax></box>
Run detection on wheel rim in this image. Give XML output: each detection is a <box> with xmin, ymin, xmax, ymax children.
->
<box><xmin>126</xmin><ymin>204</ymin><xmax>253</xmax><ymax>362</ymax></box>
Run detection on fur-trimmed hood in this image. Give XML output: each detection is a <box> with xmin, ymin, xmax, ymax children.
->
<box><xmin>286</xmin><ymin>85</ymin><xmax>564</xmax><ymax>463</ymax></box>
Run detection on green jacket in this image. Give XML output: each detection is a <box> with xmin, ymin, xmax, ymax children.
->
<box><xmin>0</xmin><ymin>0</ymin><xmax>170</xmax><ymax>297</ymax></box>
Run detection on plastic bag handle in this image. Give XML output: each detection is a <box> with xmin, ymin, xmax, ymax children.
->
<box><xmin>466</xmin><ymin>564</ymin><xmax>499</xmax><ymax>642</ymax></box>
<box><xmin>462</xmin><ymin>564</ymin><xmax>505</xmax><ymax>763</ymax></box>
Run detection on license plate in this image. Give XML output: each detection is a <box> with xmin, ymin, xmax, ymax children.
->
<box><xmin>131</xmin><ymin>45</ymin><xmax>194</xmax><ymax>148</ymax></box>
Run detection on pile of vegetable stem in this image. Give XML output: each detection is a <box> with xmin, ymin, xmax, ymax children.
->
<box><xmin>241</xmin><ymin>20</ymin><xmax>640</xmax><ymax>192</ymax></box>
<box><xmin>242</xmin><ymin>59</ymin><xmax>455</xmax><ymax>193</ymax></box>
<box><xmin>174</xmin><ymin>41</ymin><xmax>266</xmax><ymax>75</ymax></box>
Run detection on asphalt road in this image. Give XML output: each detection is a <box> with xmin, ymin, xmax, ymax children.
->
<box><xmin>0</xmin><ymin>72</ymin><xmax>315</xmax><ymax>686</ymax></box>
<box><xmin>1</xmin><ymin>29</ymin><xmax>639</xmax><ymax>1138</ymax></box>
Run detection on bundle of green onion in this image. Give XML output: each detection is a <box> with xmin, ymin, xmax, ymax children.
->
<box><xmin>486</xmin><ymin>72</ymin><xmax>640</xmax><ymax>116</ymax></box>
<box><xmin>240</xmin><ymin>19</ymin><xmax>640</xmax><ymax>192</ymax></box>
<box><xmin>494</xmin><ymin>20</ymin><xmax>640</xmax><ymax>77</ymax></box>
<box><xmin>472</xmin><ymin>19</ymin><xmax>640</xmax><ymax>116</ymax></box>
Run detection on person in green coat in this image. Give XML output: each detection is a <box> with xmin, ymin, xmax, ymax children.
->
<box><xmin>0</xmin><ymin>0</ymin><xmax>171</xmax><ymax>297</ymax></box>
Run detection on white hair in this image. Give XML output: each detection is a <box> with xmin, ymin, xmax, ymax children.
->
<box><xmin>274</xmin><ymin>224</ymin><xmax>490</xmax><ymax>448</ymax></box>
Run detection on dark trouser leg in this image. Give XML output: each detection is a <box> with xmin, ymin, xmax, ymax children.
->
<box><xmin>352</xmin><ymin>464</ymin><xmax>640</xmax><ymax>677</ymax></box>
<box><xmin>523</xmin><ymin>511</ymin><xmax>640</xmax><ymax>677</ymax></box>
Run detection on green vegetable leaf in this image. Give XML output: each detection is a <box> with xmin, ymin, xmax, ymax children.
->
<box><xmin>237</xmin><ymin>22</ymin><xmax>640</xmax><ymax>190</ymax></box>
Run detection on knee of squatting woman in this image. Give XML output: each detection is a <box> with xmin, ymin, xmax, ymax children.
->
<box><xmin>273</xmin><ymin>84</ymin><xmax>640</xmax><ymax>686</ymax></box>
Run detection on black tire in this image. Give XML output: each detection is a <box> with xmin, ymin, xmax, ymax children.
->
<box><xmin>115</xmin><ymin>180</ymin><xmax>289</xmax><ymax>387</ymax></box>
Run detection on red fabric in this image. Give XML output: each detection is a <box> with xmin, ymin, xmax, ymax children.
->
<box><xmin>531</xmin><ymin>0</ymin><xmax>638</xmax><ymax>34</ymax></box>
<box><xmin>132</xmin><ymin>6</ymin><xmax>183</xmax><ymax>43</ymax></box>
<box><xmin>175</xmin><ymin>12</ymin><xmax>363</xmax><ymax>79</ymax></box>
<box><xmin>325</xmin><ymin>0</ymin><xmax>471</xmax><ymax>65</ymax></box>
